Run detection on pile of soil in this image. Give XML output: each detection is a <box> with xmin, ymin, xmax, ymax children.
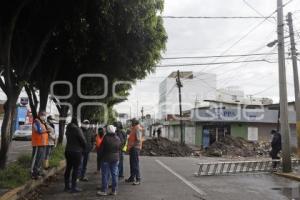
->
<box><xmin>141</xmin><ymin>138</ymin><xmax>193</xmax><ymax>157</ymax></box>
<box><xmin>205</xmin><ymin>136</ymin><xmax>267</xmax><ymax>157</ymax></box>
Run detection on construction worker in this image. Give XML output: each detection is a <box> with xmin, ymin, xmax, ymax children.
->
<box><xmin>125</xmin><ymin>118</ymin><xmax>143</xmax><ymax>185</ymax></box>
<box><xmin>31</xmin><ymin>111</ymin><xmax>49</xmax><ymax>179</ymax></box>
<box><xmin>44</xmin><ymin>115</ymin><xmax>56</xmax><ymax>169</ymax></box>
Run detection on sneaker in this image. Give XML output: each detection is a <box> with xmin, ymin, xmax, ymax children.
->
<box><xmin>80</xmin><ymin>177</ymin><xmax>89</xmax><ymax>182</ymax></box>
<box><xmin>71</xmin><ymin>188</ymin><xmax>82</xmax><ymax>193</ymax></box>
<box><xmin>97</xmin><ymin>191</ymin><xmax>108</xmax><ymax>196</ymax></box>
<box><xmin>125</xmin><ymin>178</ymin><xmax>134</xmax><ymax>183</ymax></box>
<box><xmin>132</xmin><ymin>181</ymin><xmax>141</xmax><ymax>185</ymax></box>
<box><xmin>110</xmin><ymin>191</ymin><xmax>117</xmax><ymax>196</ymax></box>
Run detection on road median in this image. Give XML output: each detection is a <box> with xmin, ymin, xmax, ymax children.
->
<box><xmin>0</xmin><ymin>160</ymin><xmax>65</xmax><ymax>200</ymax></box>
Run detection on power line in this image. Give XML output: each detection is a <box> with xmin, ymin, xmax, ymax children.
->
<box><xmin>162</xmin><ymin>16</ymin><xmax>274</xmax><ymax>19</ymax></box>
<box><xmin>162</xmin><ymin>52</ymin><xmax>277</xmax><ymax>60</ymax></box>
<box><xmin>251</xmin><ymin>85</ymin><xmax>277</xmax><ymax>96</ymax></box>
<box><xmin>215</xmin><ymin>47</ymin><xmax>278</xmax><ymax>86</ymax></box>
<box><xmin>157</xmin><ymin>59</ymin><xmax>272</xmax><ymax>67</ymax></box>
<box><xmin>242</xmin><ymin>0</ymin><xmax>276</xmax><ymax>24</ymax></box>
<box><xmin>187</xmin><ymin>8</ymin><xmax>277</xmax><ymax>76</ymax></box>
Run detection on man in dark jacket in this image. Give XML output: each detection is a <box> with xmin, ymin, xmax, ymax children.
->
<box><xmin>78</xmin><ymin>119</ymin><xmax>95</xmax><ymax>181</ymax></box>
<box><xmin>270</xmin><ymin>129</ymin><xmax>282</xmax><ymax>171</ymax></box>
<box><xmin>97</xmin><ymin>125</ymin><xmax>121</xmax><ymax>196</ymax></box>
<box><xmin>64</xmin><ymin>118</ymin><xmax>87</xmax><ymax>193</ymax></box>
<box><xmin>114</xmin><ymin>121</ymin><xmax>127</xmax><ymax>178</ymax></box>
<box><xmin>157</xmin><ymin>127</ymin><xmax>161</xmax><ymax>138</ymax></box>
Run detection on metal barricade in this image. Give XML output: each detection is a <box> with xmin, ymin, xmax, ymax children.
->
<box><xmin>194</xmin><ymin>159</ymin><xmax>300</xmax><ymax>176</ymax></box>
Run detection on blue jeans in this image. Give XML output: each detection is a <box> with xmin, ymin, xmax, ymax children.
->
<box><xmin>118</xmin><ymin>152</ymin><xmax>124</xmax><ymax>177</ymax></box>
<box><xmin>79</xmin><ymin>151</ymin><xmax>89</xmax><ymax>178</ymax></box>
<box><xmin>129</xmin><ymin>148</ymin><xmax>140</xmax><ymax>181</ymax></box>
<box><xmin>31</xmin><ymin>146</ymin><xmax>46</xmax><ymax>177</ymax></box>
<box><xmin>101</xmin><ymin>161</ymin><xmax>119</xmax><ymax>193</ymax></box>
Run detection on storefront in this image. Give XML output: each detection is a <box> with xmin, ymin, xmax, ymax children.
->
<box><xmin>191</xmin><ymin>107</ymin><xmax>296</xmax><ymax>148</ymax></box>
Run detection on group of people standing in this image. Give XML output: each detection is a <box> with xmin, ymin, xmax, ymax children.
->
<box><xmin>31</xmin><ymin>111</ymin><xmax>57</xmax><ymax>179</ymax></box>
<box><xmin>63</xmin><ymin>117</ymin><xmax>143</xmax><ymax>196</ymax></box>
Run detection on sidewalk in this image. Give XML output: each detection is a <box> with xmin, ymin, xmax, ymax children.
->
<box><xmin>275</xmin><ymin>166</ymin><xmax>300</xmax><ymax>181</ymax></box>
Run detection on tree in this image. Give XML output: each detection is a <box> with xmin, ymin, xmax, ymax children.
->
<box><xmin>26</xmin><ymin>0</ymin><xmax>167</xmax><ymax>145</ymax></box>
<box><xmin>0</xmin><ymin>0</ymin><xmax>80</xmax><ymax>168</ymax></box>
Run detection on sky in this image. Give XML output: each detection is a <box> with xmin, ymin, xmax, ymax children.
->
<box><xmin>114</xmin><ymin>0</ymin><xmax>300</xmax><ymax>118</ymax></box>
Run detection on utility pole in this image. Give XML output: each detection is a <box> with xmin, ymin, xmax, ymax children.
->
<box><xmin>287</xmin><ymin>12</ymin><xmax>300</xmax><ymax>157</ymax></box>
<box><xmin>136</xmin><ymin>99</ymin><xmax>139</xmax><ymax>119</ymax></box>
<box><xmin>141</xmin><ymin>107</ymin><xmax>144</xmax><ymax>122</ymax></box>
<box><xmin>277</xmin><ymin>0</ymin><xmax>292</xmax><ymax>172</ymax></box>
<box><xmin>176</xmin><ymin>70</ymin><xmax>184</xmax><ymax>145</ymax></box>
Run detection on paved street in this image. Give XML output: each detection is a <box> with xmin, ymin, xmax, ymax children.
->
<box><xmin>29</xmin><ymin>153</ymin><xmax>300</xmax><ymax>200</ymax></box>
<box><xmin>7</xmin><ymin>141</ymin><xmax>32</xmax><ymax>163</ymax></box>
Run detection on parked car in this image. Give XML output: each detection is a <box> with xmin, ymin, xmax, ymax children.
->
<box><xmin>13</xmin><ymin>125</ymin><xmax>32</xmax><ymax>141</ymax></box>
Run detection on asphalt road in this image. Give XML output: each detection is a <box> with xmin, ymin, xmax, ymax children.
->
<box><xmin>7</xmin><ymin>140</ymin><xmax>32</xmax><ymax>163</ymax></box>
<box><xmin>27</xmin><ymin>154</ymin><xmax>300</xmax><ymax>200</ymax></box>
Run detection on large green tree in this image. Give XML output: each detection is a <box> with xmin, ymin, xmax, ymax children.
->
<box><xmin>26</xmin><ymin>0</ymin><xmax>167</xmax><ymax>145</ymax></box>
<box><xmin>0</xmin><ymin>0</ymin><xmax>80</xmax><ymax>168</ymax></box>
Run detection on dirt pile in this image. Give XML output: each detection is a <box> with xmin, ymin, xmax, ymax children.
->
<box><xmin>140</xmin><ymin>138</ymin><xmax>193</xmax><ymax>157</ymax></box>
<box><xmin>205</xmin><ymin>136</ymin><xmax>270</xmax><ymax>157</ymax></box>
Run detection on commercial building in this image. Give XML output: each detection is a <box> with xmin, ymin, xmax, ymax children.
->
<box><xmin>159</xmin><ymin>100</ymin><xmax>296</xmax><ymax>149</ymax></box>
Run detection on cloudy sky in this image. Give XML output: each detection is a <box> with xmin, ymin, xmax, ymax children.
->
<box><xmin>115</xmin><ymin>0</ymin><xmax>300</xmax><ymax>118</ymax></box>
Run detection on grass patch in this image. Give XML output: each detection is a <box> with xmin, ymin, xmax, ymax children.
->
<box><xmin>0</xmin><ymin>154</ymin><xmax>31</xmax><ymax>189</ymax></box>
<box><xmin>0</xmin><ymin>146</ymin><xmax>65</xmax><ymax>189</ymax></box>
<box><xmin>49</xmin><ymin>145</ymin><xmax>65</xmax><ymax>168</ymax></box>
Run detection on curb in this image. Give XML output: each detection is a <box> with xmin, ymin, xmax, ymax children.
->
<box><xmin>0</xmin><ymin>160</ymin><xmax>66</xmax><ymax>200</ymax></box>
<box><xmin>274</xmin><ymin>172</ymin><xmax>300</xmax><ymax>181</ymax></box>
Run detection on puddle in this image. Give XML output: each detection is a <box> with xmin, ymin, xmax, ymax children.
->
<box><xmin>272</xmin><ymin>186</ymin><xmax>300</xmax><ymax>200</ymax></box>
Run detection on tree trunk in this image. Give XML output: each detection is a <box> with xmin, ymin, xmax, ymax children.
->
<box><xmin>57</xmin><ymin>106</ymin><xmax>69</xmax><ymax>145</ymax></box>
<box><xmin>25</xmin><ymin>85</ymin><xmax>38</xmax><ymax>118</ymax></box>
<box><xmin>58</xmin><ymin>118</ymin><xmax>66</xmax><ymax>145</ymax></box>
<box><xmin>39</xmin><ymin>86</ymin><xmax>49</xmax><ymax>113</ymax></box>
<box><xmin>0</xmin><ymin>96</ymin><xmax>18</xmax><ymax>169</ymax></box>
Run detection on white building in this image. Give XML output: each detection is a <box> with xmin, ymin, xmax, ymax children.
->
<box><xmin>159</xmin><ymin>71</ymin><xmax>216</xmax><ymax>119</ymax></box>
<box><xmin>216</xmin><ymin>86</ymin><xmax>273</xmax><ymax>105</ymax></box>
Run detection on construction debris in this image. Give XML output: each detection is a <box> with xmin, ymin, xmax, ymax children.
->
<box><xmin>141</xmin><ymin>138</ymin><xmax>193</xmax><ymax>157</ymax></box>
<box><xmin>205</xmin><ymin>136</ymin><xmax>270</xmax><ymax>157</ymax></box>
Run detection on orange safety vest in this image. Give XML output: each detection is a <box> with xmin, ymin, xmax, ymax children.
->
<box><xmin>32</xmin><ymin>118</ymin><xmax>48</xmax><ymax>147</ymax></box>
<box><xmin>95</xmin><ymin>135</ymin><xmax>104</xmax><ymax>150</ymax></box>
<box><xmin>127</xmin><ymin>125</ymin><xmax>143</xmax><ymax>151</ymax></box>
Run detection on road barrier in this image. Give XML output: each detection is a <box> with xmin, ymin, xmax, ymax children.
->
<box><xmin>194</xmin><ymin>159</ymin><xmax>300</xmax><ymax>176</ymax></box>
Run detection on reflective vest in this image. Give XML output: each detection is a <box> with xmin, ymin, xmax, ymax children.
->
<box><xmin>32</xmin><ymin>118</ymin><xmax>48</xmax><ymax>147</ymax></box>
<box><xmin>95</xmin><ymin>135</ymin><xmax>104</xmax><ymax>150</ymax></box>
<box><xmin>127</xmin><ymin>125</ymin><xmax>143</xmax><ymax>151</ymax></box>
